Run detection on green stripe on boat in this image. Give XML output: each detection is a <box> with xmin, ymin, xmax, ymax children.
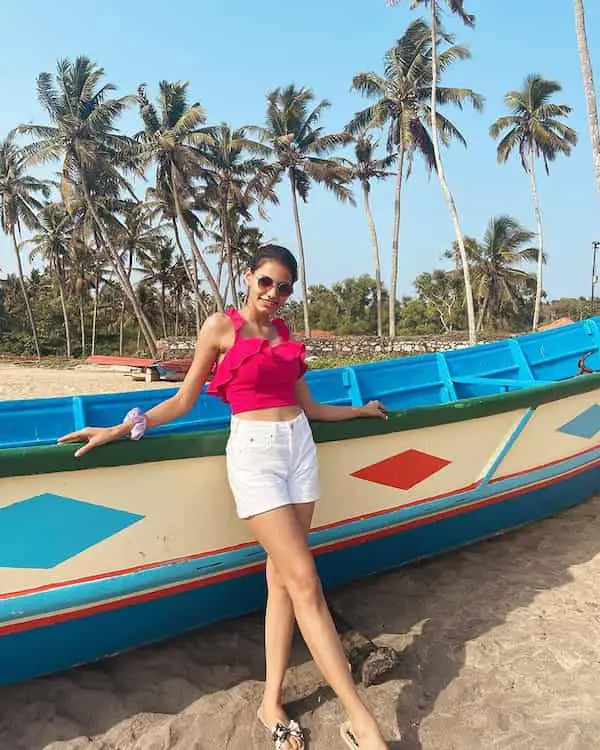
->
<box><xmin>3</xmin><ymin>373</ymin><xmax>600</xmax><ymax>479</ymax></box>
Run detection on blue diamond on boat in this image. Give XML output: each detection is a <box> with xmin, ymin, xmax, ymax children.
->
<box><xmin>0</xmin><ymin>493</ymin><xmax>144</xmax><ymax>569</ymax></box>
<box><xmin>557</xmin><ymin>404</ymin><xmax>600</xmax><ymax>440</ymax></box>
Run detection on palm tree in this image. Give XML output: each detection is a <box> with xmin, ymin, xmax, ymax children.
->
<box><xmin>200</xmin><ymin>123</ymin><xmax>275</xmax><ymax>306</ymax></box>
<box><xmin>16</xmin><ymin>56</ymin><xmax>159</xmax><ymax>357</ymax></box>
<box><xmin>27</xmin><ymin>202</ymin><xmax>73</xmax><ymax>357</ymax></box>
<box><xmin>349</xmin><ymin>19</ymin><xmax>483</xmax><ymax>338</ymax></box>
<box><xmin>207</xmin><ymin>221</ymin><xmax>268</xmax><ymax>304</ymax></box>
<box><xmin>388</xmin><ymin>0</ymin><xmax>481</xmax><ymax>344</ymax></box>
<box><xmin>144</xmin><ymin>186</ymin><xmax>205</xmax><ymax>333</ymax></box>
<box><xmin>470</xmin><ymin>216</ymin><xmax>540</xmax><ymax>330</ymax></box>
<box><xmin>169</xmin><ymin>256</ymin><xmax>193</xmax><ymax>336</ymax></box>
<box><xmin>67</xmin><ymin>236</ymin><xmax>93</xmax><ymax>356</ymax></box>
<box><xmin>253</xmin><ymin>85</ymin><xmax>354</xmax><ymax>336</ymax></box>
<box><xmin>114</xmin><ymin>202</ymin><xmax>165</xmax><ymax>354</ymax></box>
<box><xmin>574</xmin><ymin>0</ymin><xmax>600</xmax><ymax>199</ymax></box>
<box><xmin>135</xmin><ymin>81</ymin><xmax>224</xmax><ymax>312</ymax></box>
<box><xmin>343</xmin><ymin>132</ymin><xmax>394</xmax><ymax>337</ymax></box>
<box><xmin>0</xmin><ymin>134</ymin><xmax>50</xmax><ymax>358</ymax></box>
<box><xmin>490</xmin><ymin>75</ymin><xmax>577</xmax><ymax>330</ymax></box>
<box><xmin>137</xmin><ymin>239</ymin><xmax>176</xmax><ymax>338</ymax></box>
<box><xmin>88</xmin><ymin>244</ymin><xmax>111</xmax><ymax>356</ymax></box>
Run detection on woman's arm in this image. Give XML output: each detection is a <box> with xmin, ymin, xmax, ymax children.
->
<box><xmin>140</xmin><ymin>314</ymin><xmax>226</xmax><ymax>430</ymax></box>
<box><xmin>58</xmin><ymin>313</ymin><xmax>229</xmax><ymax>456</ymax></box>
<box><xmin>294</xmin><ymin>378</ymin><xmax>387</xmax><ymax>422</ymax></box>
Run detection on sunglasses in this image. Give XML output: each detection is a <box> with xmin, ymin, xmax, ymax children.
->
<box><xmin>257</xmin><ymin>275</ymin><xmax>293</xmax><ymax>298</ymax></box>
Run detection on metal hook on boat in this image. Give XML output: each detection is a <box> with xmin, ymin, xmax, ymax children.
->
<box><xmin>577</xmin><ymin>351</ymin><xmax>598</xmax><ymax>375</ymax></box>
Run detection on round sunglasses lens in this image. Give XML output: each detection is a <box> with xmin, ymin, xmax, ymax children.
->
<box><xmin>258</xmin><ymin>276</ymin><xmax>273</xmax><ymax>290</ymax></box>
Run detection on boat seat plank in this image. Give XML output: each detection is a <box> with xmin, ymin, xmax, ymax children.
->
<box><xmin>436</xmin><ymin>352</ymin><xmax>458</xmax><ymax>402</ymax></box>
<box><xmin>342</xmin><ymin>367</ymin><xmax>364</xmax><ymax>407</ymax></box>
<box><xmin>452</xmin><ymin>376</ymin><xmax>554</xmax><ymax>388</ymax></box>
<box><xmin>507</xmin><ymin>338</ymin><xmax>535</xmax><ymax>379</ymax></box>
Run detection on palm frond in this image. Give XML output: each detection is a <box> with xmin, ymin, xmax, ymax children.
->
<box><xmin>489</xmin><ymin>116</ymin><xmax>521</xmax><ymax>139</ymax></box>
<box><xmin>432</xmin><ymin>111</ymin><xmax>467</xmax><ymax>148</ymax></box>
<box><xmin>305</xmin><ymin>132</ymin><xmax>351</xmax><ymax>156</ymax></box>
<box><xmin>173</xmin><ymin>103</ymin><xmax>207</xmax><ymax>134</ymax></box>
<box><xmin>137</xmin><ymin>84</ymin><xmax>161</xmax><ymax>134</ymax></box>
<box><xmin>436</xmin><ymin>43</ymin><xmax>471</xmax><ymax>72</ymax></box>
<box><xmin>351</xmin><ymin>72</ymin><xmax>387</xmax><ymax>99</ymax></box>
<box><xmin>36</xmin><ymin>73</ymin><xmax>61</xmax><ymax>121</ymax></box>
<box><xmin>345</xmin><ymin>103</ymin><xmax>388</xmax><ymax>135</ymax></box>
<box><xmin>408</xmin><ymin>119</ymin><xmax>436</xmax><ymax>172</ymax></box>
<box><xmin>435</xmin><ymin>85</ymin><xmax>485</xmax><ymax>112</ymax></box>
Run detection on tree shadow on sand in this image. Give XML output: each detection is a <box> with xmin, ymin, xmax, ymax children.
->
<box><xmin>3</xmin><ymin>496</ymin><xmax>600</xmax><ymax>748</ymax></box>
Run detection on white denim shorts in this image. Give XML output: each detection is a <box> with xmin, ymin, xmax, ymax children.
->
<box><xmin>225</xmin><ymin>411</ymin><xmax>320</xmax><ymax>519</ymax></box>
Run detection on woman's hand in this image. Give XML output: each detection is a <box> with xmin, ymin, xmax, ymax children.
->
<box><xmin>58</xmin><ymin>425</ymin><xmax>127</xmax><ymax>458</ymax></box>
<box><xmin>359</xmin><ymin>400</ymin><xmax>388</xmax><ymax>420</ymax></box>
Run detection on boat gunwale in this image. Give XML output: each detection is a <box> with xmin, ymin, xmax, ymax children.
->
<box><xmin>1</xmin><ymin>371</ymin><xmax>600</xmax><ymax>478</ymax></box>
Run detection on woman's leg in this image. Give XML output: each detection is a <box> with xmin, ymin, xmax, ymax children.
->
<box><xmin>248</xmin><ymin>506</ymin><xmax>387</xmax><ymax>750</ymax></box>
<box><xmin>258</xmin><ymin>502</ymin><xmax>315</xmax><ymax>748</ymax></box>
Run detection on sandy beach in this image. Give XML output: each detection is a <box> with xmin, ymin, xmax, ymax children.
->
<box><xmin>1</xmin><ymin>362</ymin><xmax>600</xmax><ymax>749</ymax></box>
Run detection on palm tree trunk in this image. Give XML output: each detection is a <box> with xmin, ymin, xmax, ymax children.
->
<box><xmin>430</xmin><ymin>2</ymin><xmax>477</xmax><ymax>345</ymax></box>
<box><xmin>11</xmin><ymin>230</ymin><xmax>40</xmax><ymax>359</ymax></box>
<box><xmin>389</xmin><ymin>145</ymin><xmax>405</xmax><ymax>339</ymax></box>
<box><xmin>362</xmin><ymin>182</ymin><xmax>383</xmax><ymax>337</ymax></box>
<box><xmin>222</xmin><ymin>269</ymin><xmax>231</xmax><ymax>306</ymax></box>
<box><xmin>79</xmin><ymin>290</ymin><xmax>86</xmax><ymax>357</ymax></box>
<box><xmin>113</xmin><ymin>247</ymin><xmax>154</xmax><ymax>355</ymax></box>
<box><xmin>119</xmin><ymin>249</ymin><xmax>135</xmax><ymax>356</ymax></box>
<box><xmin>528</xmin><ymin>149</ymin><xmax>545</xmax><ymax>330</ymax></box>
<box><xmin>160</xmin><ymin>282</ymin><xmax>168</xmax><ymax>339</ymax></box>
<box><xmin>172</xmin><ymin>220</ymin><xmax>202</xmax><ymax>332</ymax></box>
<box><xmin>477</xmin><ymin>294</ymin><xmax>489</xmax><ymax>331</ymax></box>
<box><xmin>216</xmin><ymin>255</ymin><xmax>224</xmax><ymax>293</ymax></box>
<box><xmin>91</xmin><ymin>273</ymin><xmax>100</xmax><ymax>356</ymax></box>
<box><xmin>574</xmin><ymin>0</ymin><xmax>600</xmax><ymax>198</ymax></box>
<box><xmin>170</xmin><ymin>164</ymin><xmax>223</xmax><ymax>312</ymax></box>
<box><xmin>118</xmin><ymin>298</ymin><xmax>126</xmax><ymax>356</ymax></box>
<box><xmin>289</xmin><ymin>172</ymin><xmax>311</xmax><ymax>337</ymax></box>
<box><xmin>56</xmin><ymin>273</ymin><xmax>72</xmax><ymax>358</ymax></box>
<box><xmin>80</xmin><ymin>177</ymin><xmax>158</xmax><ymax>358</ymax></box>
<box><xmin>221</xmin><ymin>210</ymin><xmax>238</xmax><ymax>308</ymax></box>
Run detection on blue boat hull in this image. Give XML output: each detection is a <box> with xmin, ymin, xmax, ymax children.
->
<box><xmin>2</xmin><ymin>461</ymin><xmax>598</xmax><ymax>686</ymax></box>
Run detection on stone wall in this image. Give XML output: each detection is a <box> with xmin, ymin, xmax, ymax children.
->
<box><xmin>299</xmin><ymin>333</ymin><xmax>506</xmax><ymax>359</ymax></box>
<box><xmin>157</xmin><ymin>332</ymin><xmax>510</xmax><ymax>361</ymax></box>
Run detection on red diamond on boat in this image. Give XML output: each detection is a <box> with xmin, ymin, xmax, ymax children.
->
<box><xmin>351</xmin><ymin>448</ymin><xmax>451</xmax><ymax>490</ymax></box>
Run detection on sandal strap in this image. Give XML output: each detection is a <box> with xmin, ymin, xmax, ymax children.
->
<box><xmin>272</xmin><ymin>722</ymin><xmax>291</xmax><ymax>749</ymax></box>
<box><xmin>271</xmin><ymin>720</ymin><xmax>305</xmax><ymax>749</ymax></box>
<box><xmin>288</xmin><ymin>720</ymin><xmax>304</xmax><ymax>741</ymax></box>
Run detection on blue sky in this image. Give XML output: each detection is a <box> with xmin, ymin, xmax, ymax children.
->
<box><xmin>1</xmin><ymin>0</ymin><xmax>598</xmax><ymax>301</ymax></box>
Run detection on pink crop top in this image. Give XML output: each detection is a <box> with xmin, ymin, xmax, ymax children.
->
<box><xmin>206</xmin><ymin>308</ymin><xmax>307</xmax><ymax>415</ymax></box>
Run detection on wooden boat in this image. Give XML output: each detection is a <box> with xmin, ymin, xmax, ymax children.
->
<box><xmin>2</xmin><ymin>318</ymin><xmax>600</xmax><ymax>685</ymax></box>
<box><xmin>86</xmin><ymin>354</ymin><xmax>193</xmax><ymax>382</ymax></box>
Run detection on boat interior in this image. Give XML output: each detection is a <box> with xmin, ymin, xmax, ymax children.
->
<box><xmin>2</xmin><ymin>317</ymin><xmax>600</xmax><ymax>451</ymax></box>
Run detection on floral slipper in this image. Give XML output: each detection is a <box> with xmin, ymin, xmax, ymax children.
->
<box><xmin>340</xmin><ymin>721</ymin><xmax>359</xmax><ymax>748</ymax></box>
<box><xmin>260</xmin><ymin>716</ymin><xmax>305</xmax><ymax>749</ymax></box>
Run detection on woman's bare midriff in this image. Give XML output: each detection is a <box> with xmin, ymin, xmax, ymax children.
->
<box><xmin>234</xmin><ymin>405</ymin><xmax>302</xmax><ymax>422</ymax></box>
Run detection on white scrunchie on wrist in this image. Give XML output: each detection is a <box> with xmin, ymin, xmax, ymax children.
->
<box><xmin>124</xmin><ymin>407</ymin><xmax>147</xmax><ymax>440</ymax></box>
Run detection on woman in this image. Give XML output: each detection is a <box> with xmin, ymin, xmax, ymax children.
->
<box><xmin>59</xmin><ymin>244</ymin><xmax>389</xmax><ymax>750</ymax></box>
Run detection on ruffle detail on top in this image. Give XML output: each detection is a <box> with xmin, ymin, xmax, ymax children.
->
<box><xmin>206</xmin><ymin>335</ymin><xmax>306</xmax><ymax>403</ymax></box>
